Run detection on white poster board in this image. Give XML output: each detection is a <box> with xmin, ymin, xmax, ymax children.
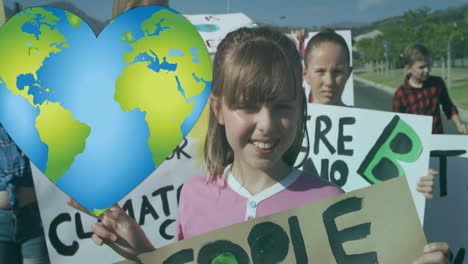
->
<box><xmin>296</xmin><ymin>104</ymin><xmax>433</xmax><ymax>223</ymax></box>
<box><xmin>424</xmin><ymin>135</ymin><xmax>468</xmax><ymax>263</ymax></box>
<box><xmin>184</xmin><ymin>13</ymin><xmax>256</xmax><ymax>55</ymax></box>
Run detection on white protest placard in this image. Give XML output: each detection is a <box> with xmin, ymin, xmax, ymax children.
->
<box><xmin>184</xmin><ymin>13</ymin><xmax>256</xmax><ymax>54</ymax></box>
<box><xmin>424</xmin><ymin>135</ymin><xmax>468</xmax><ymax>263</ymax></box>
<box><xmin>32</xmin><ymin>109</ymin><xmax>209</xmax><ymax>264</ymax></box>
<box><xmin>296</xmin><ymin>104</ymin><xmax>432</xmax><ymax>223</ymax></box>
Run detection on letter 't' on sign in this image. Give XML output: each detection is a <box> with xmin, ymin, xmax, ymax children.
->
<box><xmin>357</xmin><ymin>115</ymin><xmax>423</xmax><ymax>184</ymax></box>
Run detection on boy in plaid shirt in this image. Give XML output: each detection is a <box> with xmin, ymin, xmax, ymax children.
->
<box><xmin>392</xmin><ymin>43</ymin><xmax>467</xmax><ymax>134</ymax></box>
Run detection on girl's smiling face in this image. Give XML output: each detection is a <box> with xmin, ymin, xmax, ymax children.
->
<box><xmin>303</xmin><ymin>42</ymin><xmax>352</xmax><ymax>106</ymax></box>
<box><xmin>212</xmin><ymin>89</ymin><xmax>300</xmax><ymax>173</ymax></box>
<box><xmin>204</xmin><ymin>27</ymin><xmax>306</xmax><ymax>179</ymax></box>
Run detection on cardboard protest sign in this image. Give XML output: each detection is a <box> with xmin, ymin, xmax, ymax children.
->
<box><xmin>184</xmin><ymin>13</ymin><xmax>256</xmax><ymax>54</ymax></box>
<box><xmin>424</xmin><ymin>135</ymin><xmax>468</xmax><ymax>263</ymax></box>
<box><xmin>296</xmin><ymin>104</ymin><xmax>432</xmax><ymax>223</ymax></box>
<box><xmin>117</xmin><ymin>177</ymin><xmax>426</xmax><ymax>264</ymax></box>
<box><xmin>31</xmin><ymin>108</ymin><xmax>209</xmax><ymax>264</ymax></box>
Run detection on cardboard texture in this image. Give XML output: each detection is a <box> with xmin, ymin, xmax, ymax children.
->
<box><xmin>117</xmin><ymin>177</ymin><xmax>426</xmax><ymax>263</ymax></box>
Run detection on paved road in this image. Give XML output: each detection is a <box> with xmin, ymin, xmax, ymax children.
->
<box><xmin>353</xmin><ymin>80</ymin><xmax>461</xmax><ymax>135</ymax></box>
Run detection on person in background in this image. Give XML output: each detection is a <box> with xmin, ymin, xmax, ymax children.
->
<box><xmin>0</xmin><ymin>123</ymin><xmax>50</xmax><ymax>264</ymax></box>
<box><xmin>303</xmin><ymin>28</ymin><xmax>351</xmax><ymax>106</ymax></box>
<box><xmin>303</xmin><ymin>28</ymin><xmax>436</xmax><ymax>200</ymax></box>
<box><xmin>392</xmin><ymin>43</ymin><xmax>468</xmax><ymax>135</ymax></box>
<box><xmin>392</xmin><ymin>43</ymin><xmax>467</xmax><ymax>199</ymax></box>
<box><xmin>291</xmin><ymin>28</ymin><xmax>307</xmax><ymax>60</ymax></box>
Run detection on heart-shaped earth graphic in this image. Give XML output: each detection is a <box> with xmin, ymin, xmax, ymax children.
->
<box><xmin>0</xmin><ymin>6</ymin><xmax>212</xmax><ymax>215</ymax></box>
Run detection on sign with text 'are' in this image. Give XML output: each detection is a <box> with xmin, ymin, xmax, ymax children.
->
<box><xmin>297</xmin><ymin>104</ymin><xmax>432</xmax><ymax>223</ymax></box>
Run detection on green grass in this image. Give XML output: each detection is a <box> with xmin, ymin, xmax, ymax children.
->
<box><xmin>356</xmin><ymin>67</ymin><xmax>468</xmax><ymax>109</ymax></box>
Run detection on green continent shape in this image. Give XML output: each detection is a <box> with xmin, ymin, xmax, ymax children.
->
<box><xmin>93</xmin><ymin>207</ymin><xmax>110</xmax><ymax>217</ymax></box>
<box><xmin>115</xmin><ymin>61</ymin><xmax>194</xmax><ymax>167</ymax></box>
<box><xmin>36</xmin><ymin>101</ymin><xmax>91</xmax><ymax>182</ymax></box>
<box><xmin>0</xmin><ymin>8</ymin><xmax>66</xmax><ymax>106</ymax></box>
<box><xmin>66</xmin><ymin>12</ymin><xmax>82</xmax><ymax>28</ymax></box>
<box><xmin>211</xmin><ymin>253</ymin><xmax>239</xmax><ymax>264</ymax></box>
<box><xmin>137</xmin><ymin>10</ymin><xmax>212</xmax><ymax>99</ymax></box>
<box><xmin>0</xmin><ymin>8</ymin><xmax>86</xmax><ymax>181</ymax></box>
<box><xmin>115</xmin><ymin>9</ymin><xmax>212</xmax><ymax>167</ymax></box>
<box><xmin>121</xmin><ymin>31</ymin><xmax>136</xmax><ymax>43</ymax></box>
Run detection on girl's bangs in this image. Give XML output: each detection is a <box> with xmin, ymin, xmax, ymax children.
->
<box><xmin>223</xmin><ymin>40</ymin><xmax>299</xmax><ymax>108</ymax></box>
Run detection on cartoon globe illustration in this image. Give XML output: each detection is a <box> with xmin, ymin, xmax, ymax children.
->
<box><xmin>0</xmin><ymin>6</ymin><xmax>212</xmax><ymax>214</ymax></box>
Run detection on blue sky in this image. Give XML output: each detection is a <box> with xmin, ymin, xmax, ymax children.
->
<box><xmin>4</xmin><ymin>0</ymin><xmax>468</xmax><ymax>27</ymax></box>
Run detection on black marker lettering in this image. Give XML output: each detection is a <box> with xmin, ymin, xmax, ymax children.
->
<box><xmin>248</xmin><ymin>222</ymin><xmax>289</xmax><ymax>264</ymax></box>
<box><xmin>49</xmin><ymin>213</ymin><xmax>79</xmax><ymax>256</ymax></box>
<box><xmin>330</xmin><ymin>160</ymin><xmax>349</xmax><ymax>187</ymax></box>
<box><xmin>160</xmin><ymin>219</ymin><xmax>176</xmax><ymax>240</ymax></box>
<box><xmin>323</xmin><ymin>197</ymin><xmax>378</xmax><ymax>263</ymax></box>
<box><xmin>371</xmin><ymin>157</ymin><xmax>399</xmax><ymax>181</ymax></box>
<box><xmin>177</xmin><ymin>184</ymin><xmax>183</xmax><ymax>206</ymax></box>
<box><xmin>152</xmin><ymin>185</ymin><xmax>174</xmax><ymax>217</ymax></box>
<box><xmin>122</xmin><ymin>199</ymin><xmax>135</xmax><ymax>220</ymax></box>
<box><xmin>166</xmin><ymin>139</ymin><xmax>191</xmax><ymax>160</ymax></box>
<box><xmin>138</xmin><ymin>195</ymin><xmax>159</xmax><ymax>225</ymax></box>
<box><xmin>302</xmin><ymin>157</ymin><xmax>321</xmax><ymax>178</ymax></box>
<box><xmin>75</xmin><ymin>213</ymin><xmax>92</xmax><ymax>239</ymax></box>
<box><xmin>314</xmin><ymin>115</ymin><xmax>336</xmax><ymax>155</ymax></box>
<box><xmin>430</xmin><ymin>150</ymin><xmax>466</xmax><ymax>197</ymax></box>
<box><xmin>390</xmin><ymin>133</ymin><xmax>412</xmax><ymax>154</ymax></box>
<box><xmin>338</xmin><ymin>117</ymin><xmax>355</xmax><ymax>156</ymax></box>
<box><xmin>358</xmin><ymin>115</ymin><xmax>423</xmax><ymax>184</ymax></box>
<box><xmin>320</xmin><ymin>159</ymin><xmax>330</xmax><ymax>181</ymax></box>
<box><xmin>288</xmin><ymin>216</ymin><xmax>308</xmax><ymax>263</ymax></box>
<box><xmin>451</xmin><ymin>248</ymin><xmax>465</xmax><ymax>264</ymax></box>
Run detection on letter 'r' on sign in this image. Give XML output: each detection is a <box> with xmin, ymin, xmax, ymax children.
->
<box><xmin>357</xmin><ymin>115</ymin><xmax>423</xmax><ymax>184</ymax></box>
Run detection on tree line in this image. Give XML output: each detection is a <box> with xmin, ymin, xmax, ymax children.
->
<box><xmin>354</xmin><ymin>6</ymin><xmax>468</xmax><ymax>69</ymax></box>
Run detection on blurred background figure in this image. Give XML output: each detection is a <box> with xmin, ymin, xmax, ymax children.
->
<box><xmin>290</xmin><ymin>28</ymin><xmax>307</xmax><ymax>60</ymax></box>
<box><xmin>0</xmin><ymin>124</ymin><xmax>50</xmax><ymax>264</ymax></box>
<box><xmin>0</xmin><ymin>2</ymin><xmax>49</xmax><ymax>263</ymax></box>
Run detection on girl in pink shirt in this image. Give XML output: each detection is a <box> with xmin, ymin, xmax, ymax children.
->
<box><xmin>69</xmin><ymin>27</ymin><xmax>448</xmax><ymax>263</ymax></box>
